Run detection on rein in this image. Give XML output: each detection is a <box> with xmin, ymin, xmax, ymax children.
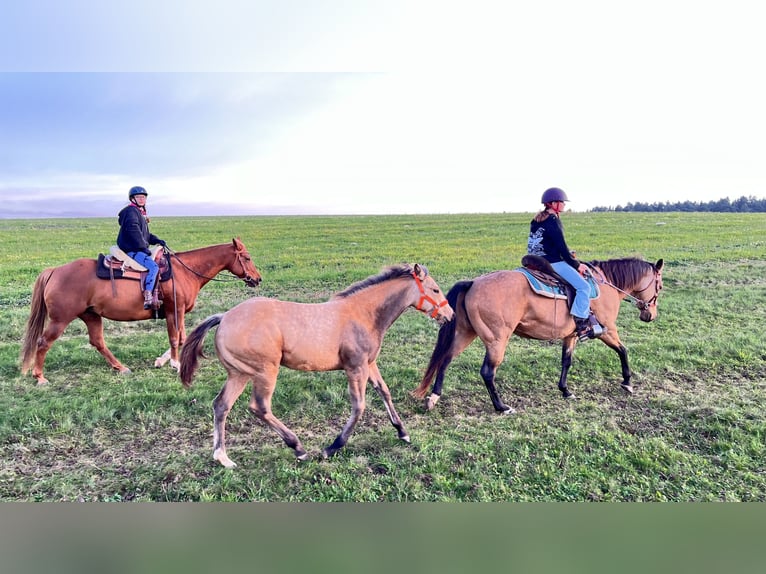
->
<box><xmin>590</xmin><ymin>266</ymin><xmax>661</xmax><ymax>310</ymax></box>
<box><xmin>168</xmin><ymin>249</ymin><xmax>254</xmax><ymax>284</ymax></box>
<box><xmin>412</xmin><ymin>272</ymin><xmax>448</xmax><ymax>318</ymax></box>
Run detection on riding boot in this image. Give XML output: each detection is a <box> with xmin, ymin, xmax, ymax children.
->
<box><xmin>574</xmin><ymin>317</ymin><xmax>592</xmax><ymax>341</ymax></box>
<box><xmin>143</xmin><ymin>290</ymin><xmax>154</xmax><ymax>310</ymax></box>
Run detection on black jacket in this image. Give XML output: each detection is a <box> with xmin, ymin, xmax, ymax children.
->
<box><xmin>527</xmin><ymin>213</ymin><xmax>579</xmax><ymax>270</ymax></box>
<box><xmin>117</xmin><ymin>204</ymin><xmax>162</xmax><ymax>255</ymax></box>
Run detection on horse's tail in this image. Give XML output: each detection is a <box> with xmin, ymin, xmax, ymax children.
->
<box><xmin>20</xmin><ymin>268</ymin><xmax>54</xmax><ymax>375</ymax></box>
<box><xmin>179</xmin><ymin>313</ymin><xmax>223</xmax><ymax>388</ymax></box>
<box><xmin>412</xmin><ymin>280</ymin><xmax>474</xmax><ymax>399</ymax></box>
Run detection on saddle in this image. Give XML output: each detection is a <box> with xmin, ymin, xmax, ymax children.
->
<box><xmin>96</xmin><ymin>245</ymin><xmax>171</xmax><ymax>283</ymax></box>
<box><xmin>517</xmin><ymin>254</ymin><xmax>599</xmax><ymax>305</ymax></box>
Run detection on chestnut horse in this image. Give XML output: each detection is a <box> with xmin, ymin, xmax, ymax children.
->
<box><xmin>412</xmin><ymin>257</ymin><xmax>664</xmax><ymax>413</ymax></box>
<box><xmin>180</xmin><ymin>263</ymin><xmax>454</xmax><ymax>467</ymax></box>
<box><xmin>20</xmin><ymin>238</ymin><xmax>262</xmax><ymax>385</ymax></box>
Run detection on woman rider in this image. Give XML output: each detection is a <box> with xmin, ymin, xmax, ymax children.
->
<box><xmin>527</xmin><ymin>187</ymin><xmax>606</xmax><ymax>341</ymax></box>
<box><xmin>117</xmin><ymin>186</ymin><xmax>167</xmax><ymax>309</ymax></box>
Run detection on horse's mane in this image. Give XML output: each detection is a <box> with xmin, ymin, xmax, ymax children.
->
<box><xmin>589</xmin><ymin>258</ymin><xmax>653</xmax><ymax>290</ymax></box>
<box><xmin>334</xmin><ymin>264</ymin><xmax>414</xmax><ymax>299</ymax></box>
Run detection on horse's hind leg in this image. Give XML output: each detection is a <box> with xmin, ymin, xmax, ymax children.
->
<box><xmin>248</xmin><ymin>372</ymin><xmax>308</xmax><ymax>461</ymax></box>
<box><xmin>428</xmin><ymin>329</ymin><xmax>477</xmax><ymax>410</ymax></box>
<box><xmin>31</xmin><ymin>319</ymin><xmax>69</xmax><ymax>385</ymax></box>
<box><xmin>480</xmin><ymin>341</ymin><xmax>515</xmax><ymax>414</ymax></box>
<box><xmin>368</xmin><ymin>362</ymin><xmax>410</xmax><ymax>443</ymax></box>
<box><xmin>212</xmin><ymin>372</ymin><xmax>251</xmax><ymax>468</ymax></box>
<box><xmin>79</xmin><ymin>311</ymin><xmax>130</xmax><ymax>375</ymax></box>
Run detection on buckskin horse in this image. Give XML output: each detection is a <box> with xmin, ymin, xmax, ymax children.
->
<box><xmin>412</xmin><ymin>257</ymin><xmax>663</xmax><ymax>413</ymax></box>
<box><xmin>179</xmin><ymin>263</ymin><xmax>454</xmax><ymax>467</ymax></box>
<box><xmin>20</xmin><ymin>238</ymin><xmax>262</xmax><ymax>385</ymax></box>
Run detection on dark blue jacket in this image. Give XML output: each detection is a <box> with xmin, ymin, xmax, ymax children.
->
<box><xmin>527</xmin><ymin>213</ymin><xmax>579</xmax><ymax>270</ymax></box>
<box><xmin>117</xmin><ymin>204</ymin><xmax>162</xmax><ymax>255</ymax></box>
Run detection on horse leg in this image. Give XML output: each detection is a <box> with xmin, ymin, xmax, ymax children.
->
<box><xmin>324</xmin><ymin>366</ymin><xmax>369</xmax><ymax>458</ymax></box>
<box><xmin>479</xmin><ymin>342</ymin><xmax>515</xmax><ymax>414</ymax></box>
<box><xmin>211</xmin><ymin>372</ymin><xmax>251</xmax><ymax>468</ymax></box>
<box><xmin>248</xmin><ymin>371</ymin><xmax>308</xmax><ymax>461</ymax></box>
<box><xmin>599</xmin><ymin>335</ymin><xmax>633</xmax><ymax>394</ymax></box>
<box><xmin>30</xmin><ymin>319</ymin><xmax>69</xmax><ymax>385</ymax></box>
<box><xmin>155</xmin><ymin>312</ymin><xmax>183</xmax><ymax>370</ymax></box>
<box><xmin>558</xmin><ymin>337</ymin><xmax>577</xmax><ymax>398</ymax></box>
<box><xmin>427</xmin><ymin>330</ymin><xmax>476</xmax><ymax>410</ymax></box>
<box><xmin>79</xmin><ymin>311</ymin><xmax>131</xmax><ymax>376</ymax></box>
<box><xmin>368</xmin><ymin>362</ymin><xmax>410</xmax><ymax>443</ymax></box>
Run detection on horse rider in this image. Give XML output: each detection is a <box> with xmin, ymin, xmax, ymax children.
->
<box><xmin>527</xmin><ymin>187</ymin><xmax>606</xmax><ymax>341</ymax></box>
<box><xmin>117</xmin><ymin>186</ymin><xmax>167</xmax><ymax>310</ymax></box>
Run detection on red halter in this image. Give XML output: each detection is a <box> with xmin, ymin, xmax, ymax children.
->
<box><xmin>412</xmin><ymin>272</ymin><xmax>448</xmax><ymax>319</ymax></box>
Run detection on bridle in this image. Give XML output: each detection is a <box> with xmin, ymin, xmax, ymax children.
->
<box><xmin>412</xmin><ymin>272</ymin><xmax>449</xmax><ymax>319</ymax></box>
<box><xmin>591</xmin><ymin>266</ymin><xmax>662</xmax><ymax>311</ymax></box>
<box><xmin>168</xmin><ymin>248</ymin><xmax>257</xmax><ymax>284</ymax></box>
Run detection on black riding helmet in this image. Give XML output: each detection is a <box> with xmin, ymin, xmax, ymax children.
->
<box><xmin>129</xmin><ymin>186</ymin><xmax>148</xmax><ymax>199</ymax></box>
<box><xmin>541</xmin><ymin>187</ymin><xmax>568</xmax><ymax>204</ymax></box>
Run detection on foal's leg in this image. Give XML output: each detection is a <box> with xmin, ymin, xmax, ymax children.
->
<box><xmin>323</xmin><ymin>365</ymin><xmax>369</xmax><ymax>458</ymax></box>
<box><xmin>248</xmin><ymin>369</ymin><xmax>308</xmax><ymax>461</ymax></box>
<box><xmin>79</xmin><ymin>311</ymin><xmax>131</xmax><ymax>375</ymax></box>
<box><xmin>479</xmin><ymin>339</ymin><xmax>515</xmax><ymax>414</ymax></box>
<box><xmin>368</xmin><ymin>362</ymin><xmax>410</xmax><ymax>443</ymax></box>
<box><xmin>212</xmin><ymin>372</ymin><xmax>250</xmax><ymax>468</ymax></box>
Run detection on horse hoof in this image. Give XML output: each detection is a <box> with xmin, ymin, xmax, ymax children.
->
<box><xmin>118</xmin><ymin>367</ymin><xmax>131</xmax><ymax>375</ymax></box>
<box><xmin>400</xmin><ymin>434</ymin><xmax>411</xmax><ymax>444</ymax></box>
<box><xmin>296</xmin><ymin>452</ymin><xmax>309</xmax><ymax>462</ymax></box>
<box><xmin>621</xmin><ymin>384</ymin><xmax>634</xmax><ymax>395</ymax></box>
<box><xmin>217</xmin><ymin>458</ymin><xmax>237</xmax><ymax>469</ymax></box>
<box><xmin>35</xmin><ymin>378</ymin><xmax>49</xmax><ymax>386</ymax></box>
<box><xmin>499</xmin><ymin>406</ymin><xmax>516</xmax><ymax>415</ymax></box>
<box><xmin>425</xmin><ymin>393</ymin><xmax>440</xmax><ymax>411</ymax></box>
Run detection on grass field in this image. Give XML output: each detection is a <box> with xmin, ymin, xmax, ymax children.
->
<box><xmin>1</xmin><ymin>212</ymin><xmax>764</xmax><ymax>501</ymax></box>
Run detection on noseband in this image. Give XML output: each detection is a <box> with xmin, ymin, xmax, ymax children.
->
<box><xmin>235</xmin><ymin>250</ymin><xmax>258</xmax><ymax>284</ymax></box>
<box><xmin>412</xmin><ymin>272</ymin><xmax>448</xmax><ymax>318</ymax></box>
<box><xmin>631</xmin><ymin>270</ymin><xmax>662</xmax><ymax>310</ymax></box>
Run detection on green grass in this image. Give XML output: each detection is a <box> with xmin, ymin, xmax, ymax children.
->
<box><xmin>1</xmin><ymin>212</ymin><xmax>765</xmax><ymax>501</ymax></box>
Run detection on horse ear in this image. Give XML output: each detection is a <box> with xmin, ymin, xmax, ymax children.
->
<box><xmin>233</xmin><ymin>237</ymin><xmax>242</xmax><ymax>249</ymax></box>
<box><xmin>655</xmin><ymin>258</ymin><xmax>664</xmax><ymax>271</ymax></box>
<box><xmin>413</xmin><ymin>263</ymin><xmax>427</xmax><ymax>279</ymax></box>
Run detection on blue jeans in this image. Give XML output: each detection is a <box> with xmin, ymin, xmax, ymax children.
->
<box><xmin>128</xmin><ymin>251</ymin><xmax>159</xmax><ymax>292</ymax></box>
<box><xmin>551</xmin><ymin>261</ymin><xmax>591</xmax><ymax>319</ymax></box>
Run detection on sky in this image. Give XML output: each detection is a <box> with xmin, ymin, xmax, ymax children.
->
<box><xmin>2</xmin><ymin>1</ymin><xmax>765</xmax><ymax>218</ymax></box>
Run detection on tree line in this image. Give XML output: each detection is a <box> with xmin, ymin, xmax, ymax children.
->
<box><xmin>590</xmin><ymin>195</ymin><xmax>766</xmax><ymax>212</ymax></box>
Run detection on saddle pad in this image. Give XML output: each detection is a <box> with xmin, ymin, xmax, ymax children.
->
<box><xmin>515</xmin><ymin>268</ymin><xmax>600</xmax><ymax>300</ymax></box>
<box><xmin>96</xmin><ymin>254</ymin><xmax>172</xmax><ymax>282</ymax></box>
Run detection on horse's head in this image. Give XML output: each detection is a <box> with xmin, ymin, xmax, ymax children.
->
<box><xmin>411</xmin><ymin>263</ymin><xmax>454</xmax><ymax>325</ymax></box>
<box><xmin>231</xmin><ymin>238</ymin><xmax>262</xmax><ymax>287</ymax></box>
<box><xmin>636</xmin><ymin>258</ymin><xmax>663</xmax><ymax>322</ymax></box>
